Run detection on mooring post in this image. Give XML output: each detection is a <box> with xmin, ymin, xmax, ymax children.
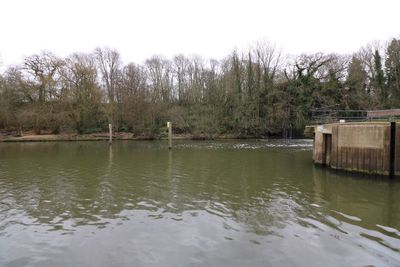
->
<box><xmin>109</xmin><ymin>123</ymin><xmax>112</xmax><ymax>145</ymax></box>
<box><xmin>167</xmin><ymin>121</ymin><xmax>172</xmax><ymax>149</ymax></box>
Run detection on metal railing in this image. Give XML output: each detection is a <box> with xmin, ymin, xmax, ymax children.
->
<box><xmin>310</xmin><ymin>107</ymin><xmax>400</xmax><ymax>124</ymax></box>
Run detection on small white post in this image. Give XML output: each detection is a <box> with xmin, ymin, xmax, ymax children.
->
<box><xmin>167</xmin><ymin>121</ymin><xmax>172</xmax><ymax>149</ymax></box>
<box><xmin>108</xmin><ymin>123</ymin><xmax>112</xmax><ymax>145</ymax></box>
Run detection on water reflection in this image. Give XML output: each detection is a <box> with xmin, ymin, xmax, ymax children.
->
<box><xmin>0</xmin><ymin>140</ymin><xmax>399</xmax><ymax>266</ymax></box>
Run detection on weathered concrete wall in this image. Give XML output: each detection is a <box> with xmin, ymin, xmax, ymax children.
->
<box><xmin>313</xmin><ymin>122</ymin><xmax>394</xmax><ymax>176</ymax></box>
<box><xmin>313</xmin><ymin>124</ymin><xmax>333</xmax><ymax>165</ymax></box>
<box><xmin>313</xmin><ymin>131</ymin><xmax>324</xmax><ymax>164</ymax></box>
<box><xmin>337</xmin><ymin>125</ymin><xmax>384</xmax><ymax>149</ymax></box>
<box><xmin>331</xmin><ymin>124</ymin><xmax>391</xmax><ymax>175</ymax></box>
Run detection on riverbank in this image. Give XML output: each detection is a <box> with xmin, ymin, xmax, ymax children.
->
<box><xmin>0</xmin><ymin>133</ymin><xmax>174</xmax><ymax>142</ymax></box>
<box><xmin>0</xmin><ymin>132</ymin><xmax>268</xmax><ymax>142</ymax></box>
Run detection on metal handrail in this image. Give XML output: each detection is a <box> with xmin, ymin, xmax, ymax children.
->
<box><xmin>310</xmin><ymin>108</ymin><xmax>400</xmax><ymax>124</ymax></box>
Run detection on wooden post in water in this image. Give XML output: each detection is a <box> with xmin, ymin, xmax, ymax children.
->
<box><xmin>167</xmin><ymin>121</ymin><xmax>172</xmax><ymax>149</ymax></box>
<box><xmin>108</xmin><ymin>123</ymin><xmax>112</xmax><ymax>145</ymax></box>
<box><xmin>18</xmin><ymin>126</ymin><xmax>23</xmax><ymax>137</ymax></box>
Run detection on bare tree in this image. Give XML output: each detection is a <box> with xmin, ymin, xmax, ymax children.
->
<box><xmin>172</xmin><ymin>54</ymin><xmax>190</xmax><ymax>103</ymax></box>
<box><xmin>24</xmin><ymin>51</ymin><xmax>64</xmax><ymax>102</ymax></box>
<box><xmin>145</xmin><ymin>55</ymin><xmax>173</xmax><ymax>102</ymax></box>
<box><xmin>94</xmin><ymin>47</ymin><xmax>121</xmax><ymax>104</ymax></box>
<box><xmin>253</xmin><ymin>40</ymin><xmax>281</xmax><ymax>88</ymax></box>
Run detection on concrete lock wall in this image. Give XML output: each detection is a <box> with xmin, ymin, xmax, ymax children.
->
<box><xmin>313</xmin><ymin>122</ymin><xmax>398</xmax><ymax>176</ymax></box>
<box><xmin>313</xmin><ymin>131</ymin><xmax>324</xmax><ymax>164</ymax></box>
<box><xmin>313</xmin><ymin>124</ymin><xmax>333</xmax><ymax>165</ymax></box>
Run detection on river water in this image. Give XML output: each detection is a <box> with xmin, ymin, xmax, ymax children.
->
<box><xmin>0</xmin><ymin>140</ymin><xmax>399</xmax><ymax>267</ymax></box>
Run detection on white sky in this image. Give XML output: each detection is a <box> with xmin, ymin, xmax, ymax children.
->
<box><xmin>0</xmin><ymin>0</ymin><xmax>399</xmax><ymax>67</ymax></box>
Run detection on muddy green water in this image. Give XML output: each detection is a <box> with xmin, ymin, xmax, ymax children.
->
<box><xmin>0</xmin><ymin>140</ymin><xmax>399</xmax><ymax>267</ymax></box>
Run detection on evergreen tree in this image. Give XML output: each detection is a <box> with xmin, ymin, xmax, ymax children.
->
<box><xmin>346</xmin><ymin>56</ymin><xmax>368</xmax><ymax>109</ymax></box>
<box><xmin>385</xmin><ymin>39</ymin><xmax>400</xmax><ymax>106</ymax></box>
<box><xmin>372</xmin><ymin>50</ymin><xmax>387</xmax><ymax>107</ymax></box>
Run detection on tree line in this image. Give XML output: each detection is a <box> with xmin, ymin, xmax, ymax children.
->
<box><xmin>0</xmin><ymin>38</ymin><xmax>399</xmax><ymax>138</ymax></box>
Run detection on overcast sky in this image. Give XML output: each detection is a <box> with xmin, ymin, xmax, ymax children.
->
<box><xmin>0</xmin><ymin>0</ymin><xmax>399</xmax><ymax>67</ymax></box>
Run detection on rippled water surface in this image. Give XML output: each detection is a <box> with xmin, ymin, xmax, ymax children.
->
<box><xmin>0</xmin><ymin>140</ymin><xmax>399</xmax><ymax>266</ymax></box>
